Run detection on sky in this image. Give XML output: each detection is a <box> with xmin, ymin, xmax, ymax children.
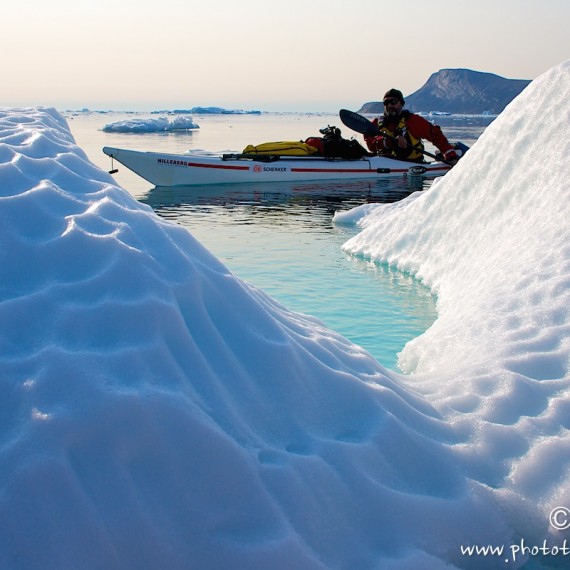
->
<box><xmin>2</xmin><ymin>0</ymin><xmax>569</xmax><ymax>112</ymax></box>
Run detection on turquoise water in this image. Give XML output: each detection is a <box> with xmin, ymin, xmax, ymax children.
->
<box><xmin>140</xmin><ymin>179</ymin><xmax>438</xmax><ymax>370</ymax></box>
<box><xmin>68</xmin><ymin>110</ymin><xmax>489</xmax><ymax>370</ymax></box>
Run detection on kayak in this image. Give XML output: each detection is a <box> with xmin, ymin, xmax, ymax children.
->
<box><xmin>102</xmin><ymin>146</ymin><xmax>452</xmax><ymax>187</ymax></box>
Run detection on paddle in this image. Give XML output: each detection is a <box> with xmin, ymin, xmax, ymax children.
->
<box><xmin>339</xmin><ymin>108</ymin><xmax>454</xmax><ymax>165</ymax></box>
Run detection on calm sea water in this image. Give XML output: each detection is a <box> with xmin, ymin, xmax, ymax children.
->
<box><xmin>68</xmin><ymin>110</ymin><xmax>490</xmax><ymax>370</ymax></box>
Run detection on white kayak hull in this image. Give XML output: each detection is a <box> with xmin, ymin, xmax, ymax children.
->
<box><xmin>102</xmin><ymin>146</ymin><xmax>451</xmax><ymax>187</ymax></box>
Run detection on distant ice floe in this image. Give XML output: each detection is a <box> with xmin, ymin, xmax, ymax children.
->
<box><xmin>176</xmin><ymin>106</ymin><xmax>261</xmax><ymax>115</ymax></box>
<box><xmin>101</xmin><ymin>115</ymin><xmax>199</xmax><ymax>133</ymax></box>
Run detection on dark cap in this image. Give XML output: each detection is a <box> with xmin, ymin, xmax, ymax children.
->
<box><xmin>383</xmin><ymin>88</ymin><xmax>405</xmax><ymax>104</ymax></box>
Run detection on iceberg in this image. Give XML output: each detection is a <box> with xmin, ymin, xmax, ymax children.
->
<box><xmin>0</xmin><ymin>59</ymin><xmax>569</xmax><ymax>569</ymax></box>
<box><xmin>101</xmin><ymin>115</ymin><xmax>199</xmax><ymax>133</ymax></box>
<box><xmin>335</xmin><ymin>58</ymin><xmax>570</xmax><ymax>555</ymax></box>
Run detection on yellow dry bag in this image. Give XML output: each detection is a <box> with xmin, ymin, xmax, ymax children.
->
<box><xmin>242</xmin><ymin>141</ymin><xmax>319</xmax><ymax>156</ymax></box>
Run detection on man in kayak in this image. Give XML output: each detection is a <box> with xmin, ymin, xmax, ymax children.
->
<box><xmin>364</xmin><ymin>89</ymin><xmax>460</xmax><ymax>164</ymax></box>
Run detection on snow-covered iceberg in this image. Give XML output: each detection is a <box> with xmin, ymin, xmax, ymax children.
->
<box><xmin>101</xmin><ymin>115</ymin><xmax>199</xmax><ymax>133</ymax></box>
<box><xmin>335</xmin><ymin>58</ymin><xmax>570</xmax><ymax>556</ymax></box>
<box><xmin>0</xmin><ymin>59</ymin><xmax>569</xmax><ymax>570</ymax></box>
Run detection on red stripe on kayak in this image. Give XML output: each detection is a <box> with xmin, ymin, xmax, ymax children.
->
<box><xmin>291</xmin><ymin>166</ymin><xmax>451</xmax><ymax>174</ymax></box>
<box><xmin>291</xmin><ymin>167</ymin><xmax>407</xmax><ymax>174</ymax></box>
<box><xmin>185</xmin><ymin>162</ymin><xmax>250</xmax><ymax>171</ymax></box>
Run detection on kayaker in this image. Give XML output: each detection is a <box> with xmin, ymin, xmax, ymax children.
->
<box><xmin>364</xmin><ymin>89</ymin><xmax>460</xmax><ymax>164</ymax></box>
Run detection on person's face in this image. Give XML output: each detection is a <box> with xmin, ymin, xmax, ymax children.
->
<box><xmin>383</xmin><ymin>98</ymin><xmax>402</xmax><ymax>117</ymax></box>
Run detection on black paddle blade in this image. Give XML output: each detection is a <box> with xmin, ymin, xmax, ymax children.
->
<box><xmin>339</xmin><ymin>109</ymin><xmax>381</xmax><ymax>137</ymax></box>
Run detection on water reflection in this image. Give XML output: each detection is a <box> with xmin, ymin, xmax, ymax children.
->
<box><xmin>140</xmin><ymin>176</ymin><xmax>433</xmax><ymax>230</ymax></box>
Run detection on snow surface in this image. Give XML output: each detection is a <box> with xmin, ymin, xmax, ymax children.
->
<box><xmin>0</xmin><ymin>60</ymin><xmax>569</xmax><ymax>570</ymax></box>
<box><xmin>101</xmin><ymin>115</ymin><xmax>199</xmax><ymax>133</ymax></box>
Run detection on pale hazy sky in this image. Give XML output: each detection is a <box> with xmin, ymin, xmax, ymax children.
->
<box><xmin>3</xmin><ymin>0</ymin><xmax>568</xmax><ymax>111</ymax></box>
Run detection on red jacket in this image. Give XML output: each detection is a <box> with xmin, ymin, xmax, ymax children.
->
<box><xmin>364</xmin><ymin>112</ymin><xmax>453</xmax><ymax>159</ymax></box>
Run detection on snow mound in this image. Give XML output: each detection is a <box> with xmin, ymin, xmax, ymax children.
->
<box><xmin>0</xmin><ymin>107</ymin><xmax>514</xmax><ymax>569</ymax></box>
<box><xmin>336</xmin><ymin>60</ymin><xmax>570</xmax><ymax>543</ymax></box>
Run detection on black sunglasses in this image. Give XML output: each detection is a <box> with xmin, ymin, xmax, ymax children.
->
<box><xmin>383</xmin><ymin>98</ymin><xmax>400</xmax><ymax>106</ymax></box>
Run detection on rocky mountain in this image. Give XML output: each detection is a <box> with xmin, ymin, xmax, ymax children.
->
<box><xmin>358</xmin><ymin>68</ymin><xmax>531</xmax><ymax>115</ymax></box>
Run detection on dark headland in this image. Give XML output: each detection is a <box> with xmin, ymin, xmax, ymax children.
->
<box><xmin>359</xmin><ymin>68</ymin><xmax>531</xmax><ymax>115</ymax></box>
